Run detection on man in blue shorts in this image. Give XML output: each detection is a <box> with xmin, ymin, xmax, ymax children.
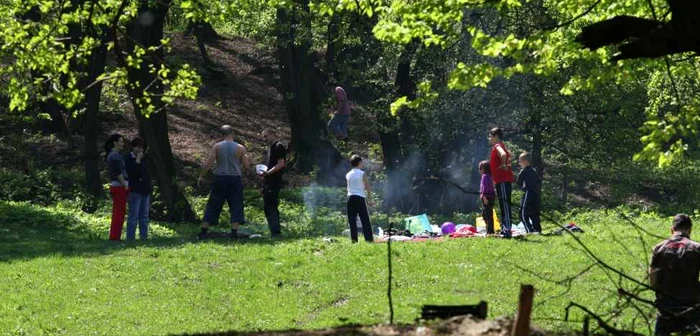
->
<box><xmin>198</xmin><ymin>125</ymin><xmax>251</xmax><ymax>240</ymax></box>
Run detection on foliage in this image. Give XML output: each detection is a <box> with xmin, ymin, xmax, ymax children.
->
<box><xmin>355</xmin><ymin>0</ymin><xmax>700</xmax><ymax>166</ymax></box>
<box><xmin>0</xmin><ymin>0</ymin><xmax>201</xmax><ymax>119</ymax></box>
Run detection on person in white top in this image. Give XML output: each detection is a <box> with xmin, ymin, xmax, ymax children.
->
<box><xmin>346</xmin><ymin>155</ymin><xmax>374</xmax><ymax>243</ymax></box>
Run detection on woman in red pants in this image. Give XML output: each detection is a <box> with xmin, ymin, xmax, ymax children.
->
<box><xmin>104</xmin><ymin>134</ymin><xmax>129</xmax><ymax>241</ymax></box>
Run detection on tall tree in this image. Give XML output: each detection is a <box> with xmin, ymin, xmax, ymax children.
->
<box><xmin>276</xmin><ymin>0</ymin><xmax>347</xmax><ymax>184</ymax></box>
<box><xmin>112</xmin><ymin>0</ymin><xmax>198</xmax><ymax>222</ymax></box>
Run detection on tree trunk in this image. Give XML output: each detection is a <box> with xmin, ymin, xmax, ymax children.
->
<box><xmin>116</xmin><ymin>0</ymin><xmax>197</xmax><ymax>222</ymax></box>
<box><xmin>325</xmin><ymin>13</ymin><xmax>341</xmax><ymax>82</ymax></box>
<box><xmin>276</xmin><ymin>0</ymin><xmax>348</xmax><ymax>185</ymax></box>
<box><xmin>377</xmin><ymin>42</ymin><xmax>421</xmax><ymax>213</ymax></box>
<box><xmin>83</xmin><ymin>27</ymin><xmax>109</xmax><ymax>201</ymax></box>
<box><xmin>466</xmin><ymin>137</ymin><xmax>490</xmax><ymax>212</ymax></box>
<box><xmin>532</xmin><ymin>128</ymin><xmax>543</xmax><ymax>176</ymax></box>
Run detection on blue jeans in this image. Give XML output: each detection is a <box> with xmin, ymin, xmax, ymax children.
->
<box><xmin>127</xmin><ymin>192</ymin><xmax>150</xmax><ymax>240</ymax></box>
<box><xmin>327</xmin><ymin>113</ymin><xmax>349</xmax><ymax>138</ymax></box>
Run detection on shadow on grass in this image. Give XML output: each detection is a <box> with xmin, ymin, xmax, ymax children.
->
<box><xmin>0</xmin><ymin>201</ymin><xmax>329</xmax><ymax>263</ymax></box>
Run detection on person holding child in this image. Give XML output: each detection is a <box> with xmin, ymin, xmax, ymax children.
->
<box><xmin>479</xmin><ymin>160</ymin><xmax>496</xmax><ymax>235</ymax></box>
<box><xmin>517</xmin><ymin>152</ymin><xmax>542</xmax><ymax>234</ymax></box>
<box><xmin>489</xmin><ymin>127</ymin><xmax>515</xmax><ymax>238</ymax></box>
<box><xmin>346</xmin><ymin>155</ymin><xmax>374</xmax><ymax>243</ymax></box>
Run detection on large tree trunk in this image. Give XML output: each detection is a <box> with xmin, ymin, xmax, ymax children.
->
<box><xmin>276</xmin><ymin>0</ymin><xmax>348</xmax><ymax>185</ymax></box>
<box><xmin>115</xmin><ymin>0</ymin><xmax>196</xmax><ymax>222</ymax></box>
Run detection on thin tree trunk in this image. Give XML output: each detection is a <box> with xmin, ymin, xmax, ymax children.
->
<box><xmin>83</xmin><ymin>26</ymin><xmax>109</xmax><ymax>201</ymax></box>
<box><xmin>532</xmin><ymin>128</ymin><xmax>543</xmax><ymax>176</ymax></box>
<box><xmin>466</xmin><ymin>137</ymin><xmax>490</xmax><ymax>212</ymax></box>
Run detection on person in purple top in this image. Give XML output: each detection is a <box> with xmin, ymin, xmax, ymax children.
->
<box><xmin>479</xmin><ymin>160</ymin><xmax>496</xmax><ymax>235</ymax></box>
<box><xmin>327</xmin><ymin>86</ymin><xmax>351</xmax><ymax>142</ymax></box>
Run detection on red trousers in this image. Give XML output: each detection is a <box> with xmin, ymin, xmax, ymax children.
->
<box><xmin>109</xmin><ymin>186</ymin><xmax>129</xmax><ymax>241</ymax></box>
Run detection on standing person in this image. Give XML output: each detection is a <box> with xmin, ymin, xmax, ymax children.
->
<box><xmin>346</xmin><ymin>155</ymin><xmax>374</xmax><ymax>243</ymax></box>
<box><xmin>649</xmin><ymin>214</ymin><xmax>700</xmax><ymax>335</ymax></box>
<box><xmin>327</xmin><ymin>86</ymin><xmax>351</xmax><ymax>142</ymax></box>
<box><xmin>124</xmin><ymin>137</ymin><xmax>151</xmax><ymax>241</ymax></box>
<box><xmin>259</xmin><ymin>128</ymin><xmax>286</xmax><ymax>238</ymax></box>
<box><xmin>489</xmin><ymin>127</ymin><xmax>515</xmax><ymax>238</ymax></box>
<box><xmin>105</xmin><ymin>134</ymin><xmax>129</xmax><ymax>241</ymax></box>
<box><xmin>479</xmin><ymin>160</ymin><xmax>496</xmax><ymax>235</ymax></box>
<box><xmin>517</xmin><ymin>152</ymin><xmax>542</xmax><ymax>234</ymax></box>
<box><xmin>197</xmin><ymin>125</ymin><xmax>251</xmax><ymax>240</ymax></box>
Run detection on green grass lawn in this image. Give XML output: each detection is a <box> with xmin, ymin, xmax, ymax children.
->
<box><xmin>0</xmin><ymin>193</ymin><xmax>675</xmax><ymax>335</ymax></box>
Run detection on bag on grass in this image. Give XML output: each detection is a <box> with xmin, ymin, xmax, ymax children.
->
<box><xmin>404</xmin><ymin>214</ymin><xmax>432</xmax><ymax>235</ymax></box>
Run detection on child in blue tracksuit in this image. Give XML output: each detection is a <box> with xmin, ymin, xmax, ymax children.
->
<box><xmin>517</xmin><ymin>152</ymin><xmax>542</xmax><ymax>233</ymax></box>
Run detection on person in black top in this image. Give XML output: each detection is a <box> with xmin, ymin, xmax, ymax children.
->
<box><xmin>260</xmin><ymin>129</ymin><xmax>286</xmax><ymax>237</ymax></box>
<box><xmin>517</xmin><ymin>152</ymin><xmax>542</xmax><ymax>233</ymax></box>
<box><xmin>124</xmin><ymin>137</ymin><xmax>152</xmax><ymax>241</ymax></box>
<box><xmin>650</xmin><ymin>214</ymin><xmax>700</xmax><ymax>335</ymax></box>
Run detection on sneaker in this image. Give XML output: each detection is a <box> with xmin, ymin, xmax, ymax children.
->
<box><xmin>500</xmin><ymin>232</ymin><xmax>512</xmax><ymax>239</ymax></box>
<box><xmin>197</xmin><ymin>232</ymin><xmax>208</xmax><ymax>240</ymax></box>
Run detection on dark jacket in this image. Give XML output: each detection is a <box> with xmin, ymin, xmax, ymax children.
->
<box><xmin>124</xmin><ymin>153</ymin><xmax>151</xmax><ymax>194</ymax></box>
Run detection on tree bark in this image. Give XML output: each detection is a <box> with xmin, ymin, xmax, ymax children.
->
<box><xmin>82</xmin><ymin>26</ymin><xmax>109</xmax><ymax>201</ymax></box>
<box><xmin>466</xmin><ymin>137</ymin><xmax>490</xmax><ymax>212</ymax></box>
<box><xmin>114</xmin><ymin>0</ymin><xmax>196</xmax><ymax>222</ymax></box>
<box><xmin>276</xmin><ymin>0</ymin><xmax>348</xmax><ymax>185</ymax></box>
<box><xmin>377</xmin><ymin>42</ymin><xmax>421</xmax><ymax>213</ymax></box>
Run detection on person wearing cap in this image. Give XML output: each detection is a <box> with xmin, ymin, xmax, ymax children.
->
<box><xmin>650</xmin><ymin>214</ymin><xmax>700</xmax><ymax>335</ymax></box>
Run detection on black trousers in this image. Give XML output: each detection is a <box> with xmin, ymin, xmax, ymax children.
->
<box><xmin>347</xmin><ymin>195</ymin><xmax>373</xmax><ymax>243</ymax></box>
<box><xmin>520</xmin><ymin>190</ymin><xmax>541</xmax><ymax>233</ymax></box>
<box><xmin>495</xmin><ymin>182</ymin><xmax>513</xmax><ymax>235</ymax></box>
<box><xmin>263</xmin><ymin>183</ymin><xmax>281</xmax><ymax>236</ymax></box>
<box><xmin>482</xmin><ymin>196</ymin><xmax>495</xmax><ymax>234</ymax></box>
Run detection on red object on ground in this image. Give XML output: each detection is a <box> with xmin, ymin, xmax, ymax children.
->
<box><xmin>458</xmin><ymin>225</ymin><xmax>477</xmax><ymax>233</ymax></box>
<box><xmin>109</xmin><ymin>186</ymin><xmax>129</xmax><ymax>241</ymax></box>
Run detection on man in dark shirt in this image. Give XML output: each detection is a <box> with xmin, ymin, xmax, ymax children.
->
<box><xmin>517</xmin><ymin>152</ymin><xmax>542</xmax><ymax>233</ymax></box>
<box><xmin>260</xmin><ymin>128</ymin><xmax>286</xmax><ymax>237</ymax></box>
<box><xmin>650</xmin><ymin>214</ymin><xmax>700</xmax><ymax>335</ymax></box>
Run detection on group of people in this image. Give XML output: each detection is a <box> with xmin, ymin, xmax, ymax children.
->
<box><xmin>104</xmin><ymin>126</ymin><xmax>286</xmax><ymax>241</ymax></box>
<box><xmin>104</xmin><ymin>120</ymin><xmax>700</xmax><ymax>335</ymax></box>
<box><xmin>104</xmin><ymin>135</ymin><xmax>152</xmax><ymax>241</ymax></box>
<box><xmin>341</xmin><ymin>126</ymin><xmax>544</xmax><ymax>243</ymax></box>
<box><xmin>479</xmin><ymin>127</ymin><xmax>542</xmax><ymax>238</ymax></box>
<box><xmin>195</xmin><ymin>126</ymin><xmax>286</xmax><ymax>240</ymax></box>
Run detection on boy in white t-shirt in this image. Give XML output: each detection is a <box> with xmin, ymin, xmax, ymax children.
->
<box><xmin>346</xmin><ymin>155</ymin><xmax>374</xmax><ymax>243</ymax></box>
